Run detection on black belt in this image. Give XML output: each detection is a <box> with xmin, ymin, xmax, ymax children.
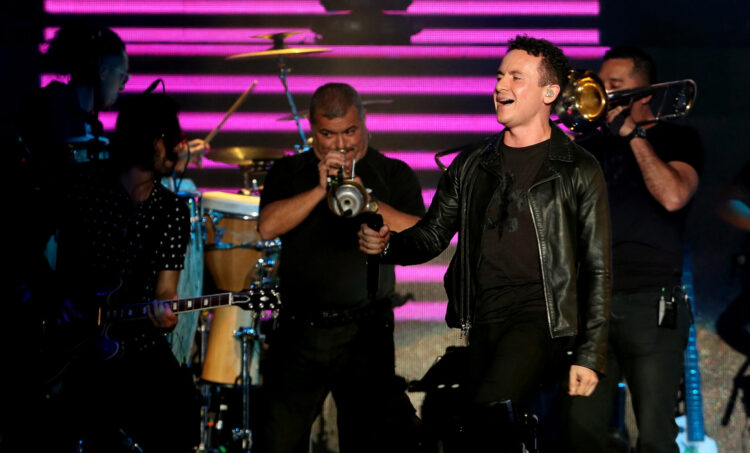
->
<box><xmin>284</xmin><ymin>299</ymin><xmax>389</xmax><ymax>327</ymax></box>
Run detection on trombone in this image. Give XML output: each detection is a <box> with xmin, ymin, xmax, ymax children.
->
<box><xmin>433</xmin><ymin>70</ymin><xmax>697</xmax><ymax>171</ymax></box>
<box><xmin>554</xmin><ymin>69</ymin><xmax>697</xmax><ymax>134</ymax></box>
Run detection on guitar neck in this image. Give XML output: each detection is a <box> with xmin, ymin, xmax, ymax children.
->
<box><xmin>101</xmin><ymin>292</ymin><xmax>233</xmax><ymax>323</ymax></box>
<box><xmin>682</xmin><ymin>247</ymin><xmax>707</xmax><ymax>443</ymax></box>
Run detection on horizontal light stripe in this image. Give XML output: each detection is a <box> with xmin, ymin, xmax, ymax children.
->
<box><xmin>42</xmin><ymin>74</ymin><xmax>497</xmax><ymax>95</ymax></box>
<box><xmin>43</xmin><ymin>26</ymin><xmax>597</xmax><ymax>46</ymax></box>
<box><xmin>394</xmin><ymin>302</ymin><xmax>447</xmax><ymax>322</ymax></box>
<box><xmin>45</xmin><ymin>0</ymin><xmax>599</xmax><ymax>16</ymax></box>
<box><xmin>98</xmin><ymin>112</ymin><xmax>504</xmax><ymax>134</ymax></box>
<box><xmin>395</xmin><ymin>264</ymin><xmax>448</xmax><ymax>283</ymax></box>
<box><xmin>393</xmin><ymin>1</ymin><xmax>599</xmax><ymax>16</ymax></box>
<box><xmin>411</xmin><ymin>28</ymin><xmax>599</xmax><ymax>45</ymax></box>
<box><xmin>45</xmin><ymin>0</ymin><xmax>330</xmax><ymax>15</ymax></box>
<box><xmin>44</xmin><ymin>27</ymin><xmax>318</xmax><ymax>44</ymax></box>
<box><xmin>194</xmin><ymin>150</ymin><xmax>452</xmax><ymax>170</ymax></box>
<box><xmin>39</xmin><ymin>43</ymin><xmax>608</xmax><ymax>60</ymax></box>
<box><xmin>422</xmin><ymin>189</ymin><xmax>436</xmax><ymax>206</ymax></box>
<box><xmin>382</xmin><ymin>151</ymin><xmax>455</xmax><ymax>170</ymax></box>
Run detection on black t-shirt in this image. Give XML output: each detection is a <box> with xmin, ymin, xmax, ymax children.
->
<box><xmin>58</xmin><ymin>167</ymin><xmax>191</xmax><ymax>311</ymax></box>
<box><xmin>475</xmin><ymin>140</ymin><xmax>548</xmax><ymax>323</ymax></box>
<box><xmin>578</xmin><ymin>122</ymin><xmax>703</xmax><ymax>292</ymax></box>
<box><xmin>259</xmin><ymin>148</ymin><xmax>425</xmax><ymax>310</ymax></box>
<box><xmin>18</xmin><ymin>81</ymin><xmax>105</xmax><ymax>171</ymax></box>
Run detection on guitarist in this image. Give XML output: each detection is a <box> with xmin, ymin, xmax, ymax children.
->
<box><xmin>48</xmin><ymin>93</ymin><xmax>200</xmax><ymax>452</ymax></box>
<box><xmin>565</xmin><ymin>47</ymin><xmax>703</xmax><ymax>453</ymax></box>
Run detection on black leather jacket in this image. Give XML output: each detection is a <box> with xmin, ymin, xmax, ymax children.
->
<box><xmin>388</xmin><ymin>124</ymin><xmax>611</xmax><ymax>373</ymax></box>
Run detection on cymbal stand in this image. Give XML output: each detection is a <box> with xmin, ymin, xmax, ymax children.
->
<box><xmin>233</xmin><ymin>310</ymin><xmax>262</xmax><ymax>453</ymax></box>
<box><xmin>277</xmin><ymin>57</ymin><xmax>310</xmax><ymax>153</ymax></box>
<box><xmin>197</xmin><ymin>311</ymin><xmax>212</xmax><ymax>452</ymax></box>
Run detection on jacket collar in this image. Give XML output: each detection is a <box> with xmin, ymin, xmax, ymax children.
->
<box><xmin>481</xmin><ymin>121</ymin><xmax>575</xmax><ymax>165</ymax></box>
<box><xmin>547</xmin><ymin>122</ymin><xmax>575</xmax><ymax>163</ymax></box>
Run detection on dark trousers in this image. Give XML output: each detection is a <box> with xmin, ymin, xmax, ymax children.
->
<box><xmin>258</xmin><ymin>309</ymin><xmax>400</xmax><ymax>453</ymax></box>
<box><xmin>564</xmin><ymin>289</ymin><xmax>690</xmax><ymax>453</ymax></box>
<box><xmin>42</xmin><ymin>340</ymin><xmax>200</xmax><ymax>452</ymax></box>
<box><xmin>468</xmin><ymin>309</ymin><xmax>571</xmax><ymax>451</ymax></box>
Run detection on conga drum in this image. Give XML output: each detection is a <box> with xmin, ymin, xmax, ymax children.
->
<box><xmin>202</xmin><ymin>191</ymin><xmax>263</xmax><ymax>292</ymax></box>
<box><xmin>201</xmin><ymin>306</ymin><xmax>262</xmax><ymax>386</ymax></box>
<box><xmin>201</xmin><ymin>191</ymin><xmax>264</xmax><ymax>385</ymax></box>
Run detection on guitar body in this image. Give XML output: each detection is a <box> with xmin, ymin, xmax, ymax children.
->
<box><xmin>40</xmin><ymin>285</ymin><xmax>128</xmax><ymax>395</ymax></box>
<box><xmin>676</xmin><ymin>415</ymin><xmax>718</xmax><ymax>453</ymax></box>
<box><xmin>40</xmin><ymin>284</ymin><xmax>276</xmax><ymax>394</ymax></box>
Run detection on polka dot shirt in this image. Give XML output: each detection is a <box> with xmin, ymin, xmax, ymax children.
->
<box><xmin>58</xmin><ymin>168</ymin><xmax>191</xmax><ymax>307</ymax></box>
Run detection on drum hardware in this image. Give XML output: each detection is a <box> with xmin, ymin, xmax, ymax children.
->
<box><xmin>227</xmin><ymin>32</ymin><xmax>332</xmax><ymax>153</ymax></box>
<box><xmin>232</xmin><ymin>325</ymin><xmax>260</xmax><ymax>453</ymax></box>
<box><xmin>204</xmin><ymin>146</ymin><xmax>287</xmax><ymax>194</ymax></box>
<box><xmin>554</xmin><ymin>69</ymin><xmax>697</xmax><ymax>134</ymax></box>
<box><xmin>67</xmin><ymin>136</ymin><xmax>110</xmax><ymax>163</ymax></box>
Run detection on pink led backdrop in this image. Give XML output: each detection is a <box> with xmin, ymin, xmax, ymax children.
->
<box><xmin>44</xmin><ymin>0</ymin><xmax>602</xmax><ymax>322</ymax></box>
<box><xmin>46</xmin><ymin>0</ymin><xmax>599</xmax><ymax>16</ymax></box>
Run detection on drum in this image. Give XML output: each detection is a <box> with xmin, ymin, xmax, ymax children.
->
<box><xmin>201</xmin><ymin>191</ymin><xmax>274</xmax><ymax>385</ymax></box>
<box><xmin>202</xmin><ymin>191</ymin><xmax>264</xmax><ymax>292</ymax></box>
<box><xmin>201</xmin><ymin>306</ymin><xmax>262</xmax><ymax>386</ymax></box>
<box><xmin>168</xmin><ymin>189</ymin><xmax>204</xmax><ymax>365</ymax></box>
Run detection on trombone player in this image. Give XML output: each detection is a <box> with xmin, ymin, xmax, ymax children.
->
<box><xmin>565</xmin><ymin>47</ymin><xmax>703</xmax><ymax>453</ymax></box>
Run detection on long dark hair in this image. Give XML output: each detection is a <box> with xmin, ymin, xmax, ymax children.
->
<box><xmin>109</xmin><ymin>94</ymin><xmax>182</xmax><ymax>171</ymax></box>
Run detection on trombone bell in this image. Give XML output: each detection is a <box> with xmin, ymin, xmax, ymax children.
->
<box><xmin>555</xmin><ymin>69</ymin><xmax>697</xmax><ymax>134</ymax></box>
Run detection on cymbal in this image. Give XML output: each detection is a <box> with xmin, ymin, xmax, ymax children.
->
<box><xmin>227</xmin><ymin>47</ymin><xmax>330</xmax><ymax>60</ymax></box>
<box><xmin>204</xmin><ymin>147</ymin><xmax>287</xmax><ymax>165</ymax></box>
<box><xmin>276</xmin><ymin>100</ymin><xmax>394</xmax><ymax>121</ymax></box>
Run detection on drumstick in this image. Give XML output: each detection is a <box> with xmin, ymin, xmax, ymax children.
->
<box><xmin>204</xmin><ymin>80</ymin><xmax>258</xmax><ymax>145</ymax></box>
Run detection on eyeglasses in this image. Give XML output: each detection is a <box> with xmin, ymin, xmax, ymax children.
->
<box><xmin>105</xmin><ymin>65</ymin><xmax>130</xmax><ymax>85</ymax></box>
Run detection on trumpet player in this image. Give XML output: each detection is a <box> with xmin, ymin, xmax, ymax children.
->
<box><xmin>257</xmin><ymin>83</ymin><xmax>424</xmax><ymax>453</ymax></box>
<box><xmin>565</xmin><ymin>47</ymin><xmax>704</xmax><ymax>453</ymax></box>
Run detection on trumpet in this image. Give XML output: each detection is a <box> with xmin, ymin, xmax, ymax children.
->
<box><xmin>326</xmin><ymin>157</ymin><xmax>378</xmax><ymax>217</ymax></box>
<box><xmin>554</xmin><ymin>69</ymin><xmax>697</xmax><ymax>134</ymax></box>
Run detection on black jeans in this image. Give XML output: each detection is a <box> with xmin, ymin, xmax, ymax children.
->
<box><xmin>468</xmin><ymin>309</ymin><xmax>572</xmax><ymax>451</ymax></box>
<box><xmin>564</xmin><ymin>288</ymin><xmax>691</xmax><ymax>453</ymax></box>
<box><xmin>258</xmin><ymin>309</ymin><xmax>399</xmax><ymax>453</ymax></box>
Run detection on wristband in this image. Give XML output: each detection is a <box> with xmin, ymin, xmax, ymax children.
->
<box><xmin>626</xmin><ymin>126</ymin><xmax>647</xmax><ymax>142</ymax></box>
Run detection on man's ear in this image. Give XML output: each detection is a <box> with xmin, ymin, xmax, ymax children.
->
<box><xmin>543</xmin><ymin>84</ymin><xmax>561</xmax><ymax>105</ymax></box>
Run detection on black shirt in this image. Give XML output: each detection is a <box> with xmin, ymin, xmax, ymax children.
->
<box><xmin>578</xmin><ymin>122</ymin><xmax>703</xmax><ymax>292</ymax></box>
<box><xmin>260</xmin><ymin>148</ymin><xmax>425</xmax><ymax>311</ymax></box>
<box><xmin>18</xmin><ymin>81</ymin><xmax>105</xmax><ymax>171</ymax></box>
<box><xmin>58</xmin><ymin>167</ymin><xmax>191</xmax><ymax>312</ymax></box>
<box><xmin>475</xmin><ymin>140</ymin><xmax>548</xmax><ymax>323</ymax></box>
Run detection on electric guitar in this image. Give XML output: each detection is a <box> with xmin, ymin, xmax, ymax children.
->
<box><xmin>42</xmin><ymin>282</ymin><xmax>280</xmax><ymax>391</ymax></box>
<box><xmin>676</xmin><ymin>248</ymin><xmax>718</xmax><ymax>453</ymax></box>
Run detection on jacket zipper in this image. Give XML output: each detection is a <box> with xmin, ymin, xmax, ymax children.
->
<box><xmin>528</xmin><ymin>174</ymin><xmax>560</xmax><ymax>337</ymax></box>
